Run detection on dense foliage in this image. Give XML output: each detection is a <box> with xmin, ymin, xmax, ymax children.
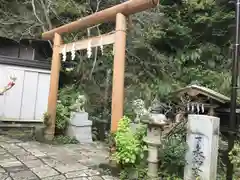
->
<box><xmin>112</xmin><ymin>116</ymin><xmax>147</xmax><ymax>165</ymax></box>
<box><xmin>0</xmin><ymin>0</ymin><xmax>238</xmax><ymax>177</ymax></box>
<box><xmin>229</xmin><ymin>141</ymin><xmax>240</xmax><ymax>178</ymax></box>
<box><xmin>0</xmin><ymin>0</ymin><xmax>236</xmax><ymax>121</ymax></box>
<box><xmin>112</xmin><ymin>116</ymin><xmax>187</xmax><ymax>179</ymax></box>
<box><xmin>55</xmin><ymin>85</ymin><xmax>80</xmax><ymax>134</ymax></box>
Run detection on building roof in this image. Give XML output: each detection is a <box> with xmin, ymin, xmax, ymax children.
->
<box><xmin>172</xmin><ymin>84</ymin><xmax>230</xmax><ymax>104</ymax></box>
<box><xmin>0</xmin><ymin>36</ymin><xmax>52</xmax><ymax>58</ymax></box>
<box><xmin>0</xmin><ymin>36</ymin><xmax>52</xmax><ymax>70</ymax></box>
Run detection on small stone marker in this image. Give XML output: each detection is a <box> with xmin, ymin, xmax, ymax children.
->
<box><xmin>184</xmin><ymin>114</ymin><xmax>220</xmax><ymax>180</ymax></box>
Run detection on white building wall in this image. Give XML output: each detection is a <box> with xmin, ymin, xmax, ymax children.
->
<box><xmin>0</xmin><ymin>64</ymin><xmax>50</xmax><ymax>122</ymax></box>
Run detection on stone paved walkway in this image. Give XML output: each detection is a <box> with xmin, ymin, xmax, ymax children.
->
<box><xmin>0</xmin><ymin>136</ymin><xmax>118</xmax><ymax>180</ymax></box>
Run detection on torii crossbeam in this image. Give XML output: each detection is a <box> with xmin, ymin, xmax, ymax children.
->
<box><xmin>42</xmin><ymin>0</ymin><xmax>159</xmax><ymax>140</ymax></box>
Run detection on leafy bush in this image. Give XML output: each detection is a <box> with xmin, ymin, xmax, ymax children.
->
<box><xmin>55</xmin><ymin>85</ymin><xmax>82</xmax><ymax>135</ymax></box>
<box><xmin>111</xmin><ymin>116</ymin><xmax>147</xmax><ymax>179</ymax></box>
<box><xmin>58</xmin><ymin>85</ymin><xmax>81</xmax><ymax>107</ymax></box>
<box><xmin>160</xmin><ymin>134</ymin><xmax>187</xmax><ymax>178</ymax></box>
<box><xmin>229</xmin><ymin>142</ymin><xmax>240</xmax><ymax>167</ymax></box>
<box><xmin>111</xmin><ymin>114</ymin><xmax>188</xmax><ymax>179</ymax></box>
<box><xmin>229</xmin><ymin>142</ymin><xmax>240</xmax><ymax>178</ymax></box>
<box><xmin>112</xmin><ymin>116</ymin><xmax>147</xmax><ymax>165</ymax></box>
<box><xmin>55</xmin><ymin>102</ymin><xmax>69</xmax><ymax>135</ymax></box>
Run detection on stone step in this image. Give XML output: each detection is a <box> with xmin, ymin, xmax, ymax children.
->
<box><xmin>0</xmin><ymin>122</ymin><xmax>44</xmax><ymax>141</ymax></box>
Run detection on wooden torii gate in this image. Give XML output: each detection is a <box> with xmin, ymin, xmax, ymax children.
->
<box><xmin>42</xmin><ymin>0</ymin><xmax>159</xmax><ymax>140</ymax></box>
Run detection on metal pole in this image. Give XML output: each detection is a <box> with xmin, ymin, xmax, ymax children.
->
<box><xmin>226</xmin><ymin>0</ymin><xmax>240</xmax><ymax>179</ymax></box>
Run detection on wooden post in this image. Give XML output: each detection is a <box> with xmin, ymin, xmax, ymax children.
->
<box><xmin>111</xmin><ymin>13</ymin><xmax>127</xmax><ymax>132</ymax></box>
<box><xmin>45</xmin><ymin>33</ymin><xmax>62</xmax><ymax>141</ymax></box>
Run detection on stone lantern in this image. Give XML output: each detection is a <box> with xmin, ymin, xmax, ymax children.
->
<box><xmin>141</xmin><ymin>113</ymin><xmax>168</xmax><ymax>179</ymax></box>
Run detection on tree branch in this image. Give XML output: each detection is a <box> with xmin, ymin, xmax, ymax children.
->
<box><xmin>89</xmin><ymin>0</ymin><xmax>102</xmax><ymax>79</ymax></box>
<box><xmin>31</xmin><ymin>0</ymin><xmax>46</xmax><ymax>32</ymax></box>
<box><xmin>39</xmin><ymin>0</ymin><xmax>53</xmax><ymax>30</ymax></box>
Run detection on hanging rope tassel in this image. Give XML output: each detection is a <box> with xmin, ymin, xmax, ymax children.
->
<box><xmin>100</xmin><ymin>36</ymin><xmax>104</xmax><ymax>55</ymax></box>
<box><xmin>71</xmin><ymin>43</ymin><xmax>76</xmax><ymax>60</ymax></box>
<box><xmin>87</xmin><ymin>40</ymin><xmax>92</xmax><ymax>58</ymax></box>
<box><xmin>62</xmin><ymin>45</ymin><xmax>67</xmax><ymax>61</ymax></box>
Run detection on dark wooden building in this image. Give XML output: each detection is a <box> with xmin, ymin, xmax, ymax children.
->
<box><xmin>0</xmin><ymin>37</ymin><xmax>52</xmax><ymax>69</ymax></box>
<box><xmin>0</xmin><ymin>37</ymin><xmax>53</xmax><ymax>122</ymax></box>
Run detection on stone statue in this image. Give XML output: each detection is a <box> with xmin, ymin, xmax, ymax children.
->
<box><xmin>132</xmin><ymin>99</ymin><xmax>169</xmax><ymax>125</ymax></box>
<box><xmin>132</xmin><ymin>99</ymin><xmax>148</xmax><ymax>123</ymax></box>
<box><xmin>70</xmin><ymin>95</ymin><xmax>86</xmax><ymax>112</ymax></box>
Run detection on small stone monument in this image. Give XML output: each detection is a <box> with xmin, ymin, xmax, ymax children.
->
<box><xmin>184</xmin><ymin>114</ymin><xmax>220</xmax><ymax>180</ymax></box>
<box><xmin>66</xmin><ymin>95</ymin><xmax>93</xmax><ymax>143</ymax></box>
<box><xmin>141</xmin><ymin>113</ymin><xmax>168</xmax><ymax>179</ymax></box>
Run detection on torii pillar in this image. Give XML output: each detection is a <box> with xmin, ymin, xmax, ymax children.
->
<box><xmin>42</xmin><ymin>0</ymin><xmax>159</xmax><ymax>140</ymax></box>
<box><xmin>111</xmin><ymin>13</ymin><xmax>127</xmax><ymax>132</ymax></box>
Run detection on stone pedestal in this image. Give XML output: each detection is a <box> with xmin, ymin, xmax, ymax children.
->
<box><xmin>141</xmin><ymin>113</ymin><xmax>167</xmax><ymax>179</ymax></box>
<box><xmin>144</xmin><ymin>136</ymin><xmax>161</xmax><ymax>178</ymax></box>
<box><xmin>184</xmin><ymin>114</ymin><xmax>220</xmax><ymax>180</ymax></box>
<box><xmin>66</xmin><ymin>112</ymin><xmax>93</xmax><ymax>143</ymax></box>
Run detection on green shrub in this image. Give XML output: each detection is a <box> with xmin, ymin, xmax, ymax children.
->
<box><xmin>229</xmin><ymin>142</ymin><xmax>240</xmax><ymax>179</ymax></box>
<box><xmin>55</xmin><ymin>102</ymin><xmax>69</xmax><ymax>135</ymax></box>
<box><xmin>55</xmin><ymin>85</ymin><xmax>82</xmax><ymax>135</ymax></box>
<box><xmin>112</xmin><ymin>116</ymin><xmax>147</xmax><ymax>165</ymax></box>
<box><xmin>58</xmin><ymin>85</ymin><xmax>80</xmax><ymax>107</ymax></box>
<box><xmin>160</xmin><ymin>134</ymin><xmax>187</xmax><ymax>178</ymax></box>
<box><xmin>111</xmin><ymin>115</ymin><xmax>187</xmax><ymax>179</ymax></box>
